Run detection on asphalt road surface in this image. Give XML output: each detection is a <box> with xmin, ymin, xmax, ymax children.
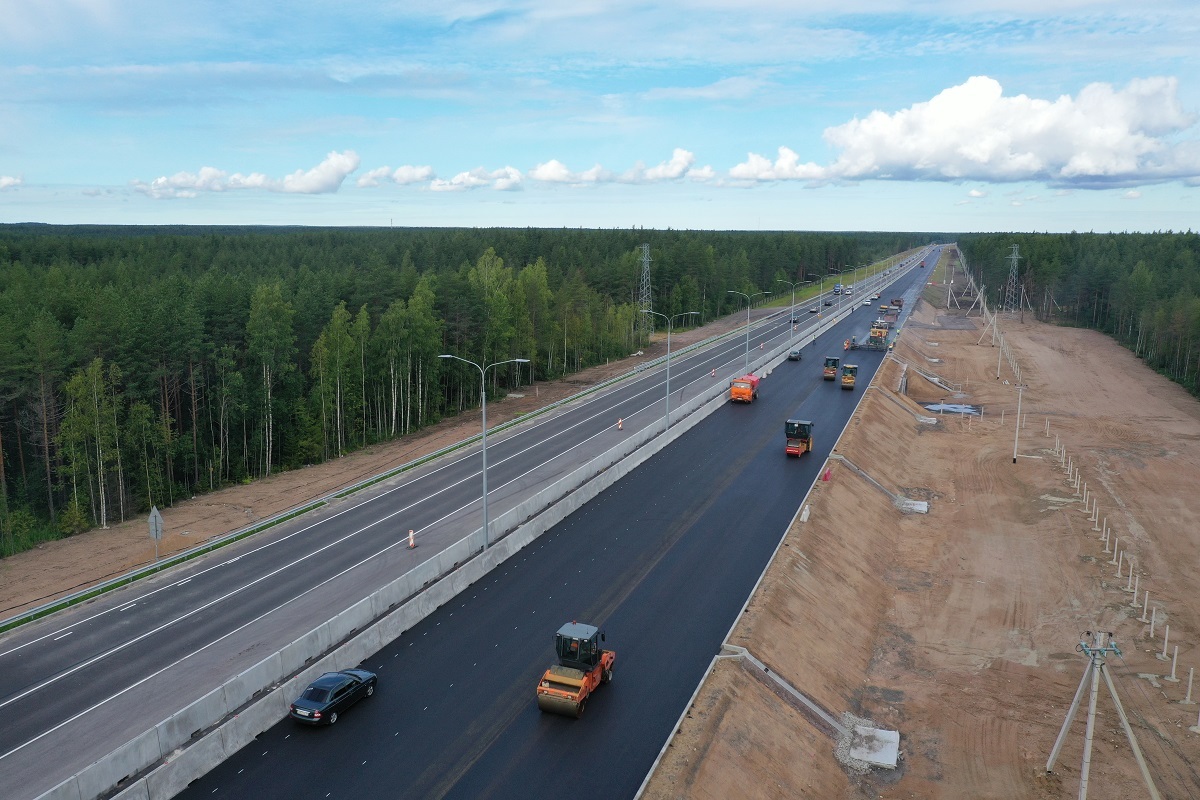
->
<box><xmin>173</xmin><ymin>253</ymin><xmax>936</xmax><ymax>800</ymax></box>
<box><xmin>0</xmin><ymin>247</ymin><xmax>936</xmax><ymax>796</ymax></box>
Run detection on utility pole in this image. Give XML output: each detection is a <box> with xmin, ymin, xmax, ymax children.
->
<box><xmin>638</xmin><ymin>243</ymin><xmax>653</xmax><ymax>340</ymax></box>
<box><xmin>1046</xmin><ymin>632</ymin><xmax>1162</xmax><ymax>800</ymax></box>
<box><xmin>1004</xmin><ymin>244</ymin><xmax>1020</xmax><ymax>316</ymax></box>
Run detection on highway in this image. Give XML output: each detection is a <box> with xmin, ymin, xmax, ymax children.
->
<box><xmin>174</xmin><ymin>252</ymin><xmax>937</xmax><ymax>799</ymax></box>
<box><xmin>0</xmin><ymin>248</ymin><xmax>936</xmax><ymax>798</ymax></box>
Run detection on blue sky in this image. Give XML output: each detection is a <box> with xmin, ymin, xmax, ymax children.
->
<box><xmin>2</xmin><ymin>1</ymin><xmax>1198</xmax><ymax>232</ymax></box>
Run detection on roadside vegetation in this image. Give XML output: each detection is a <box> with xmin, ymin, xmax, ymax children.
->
<box><xmin>0</xmin><ymin>225</ymin><xmax>919</xmax><ymax>554</ymax></box>
<box><xmin>960</xmin><ymin>232</ymin><xmax>1200</xmax><ymax>393</ymax></box>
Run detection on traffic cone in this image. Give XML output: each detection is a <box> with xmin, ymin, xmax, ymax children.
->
<box><xmin>822</xmin><ymin>469</ymin><xmax>831</xmax><ymax>482</ymax></box>
<box><xmin>618</xmin><ymin>418</ymin><xmax>623</xmax><ymax>430</ymax></box>
<box><xmin>711</xmin><ymin>368</ymin><xmax>716</xmax><ymax>377</ymax></box>
<box><xmin>407</xmin><ymin>529</ymin><xmax>417</xmax><ymax>549</ymax></box>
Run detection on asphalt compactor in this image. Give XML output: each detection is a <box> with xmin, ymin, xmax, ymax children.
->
<box><xmin>536</xmin><ymin>622</ymin><xmax>615</xmax><ymax>717</ymax></box>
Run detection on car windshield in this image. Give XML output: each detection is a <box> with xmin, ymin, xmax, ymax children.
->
<box><xmin>301</xmin><ymin>686</ymin><xmax>332</xmax><ymax>703</ymax></box>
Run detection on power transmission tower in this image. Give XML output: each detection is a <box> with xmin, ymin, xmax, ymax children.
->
<box><xmin>639</xmin><ymin>243</ymin><xmax>654</xmax><ymax>339</ymax></box>
<box><xmin>1046</xmin><ymin>631</ymin><xmax>1162</xmax><ymax>800</ymax></box>
<box><xmin>1003</xmin><ymin>244</ymin><xmax>1020</xmax><ymax>316</ymax></box>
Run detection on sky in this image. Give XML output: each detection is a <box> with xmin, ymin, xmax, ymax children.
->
<box><xmin>1</xmin><ymin>1</ymin><xmax>1198</xmax><ymax>232</ymax></box>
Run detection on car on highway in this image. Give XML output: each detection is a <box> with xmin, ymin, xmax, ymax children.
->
<box><xmin>289</xmin><ymin>668</ymin><xmax>377</xmax><ymax>725</ymax></box>
<box><xmin>788</xmin><ymin>348</ymin><xmax>802</xmax><ymax>360</ymax></box>
<box><xmin>824</xmin><ymin>299</ymin><xmax>833</xmax><ymax>306</ymax></box>
<box><xmin>808</xmin><ymin>306</ymin><xmax>819</xmax><ymax>313</ymax></box>
<box><xmin>862</xmin><ymin>298</ymin><xmax>872</xmax><ymax>306</ymax></box>
<box><xmin>790</xmin><ymin>315</ymin><xmax>802</xmax><ymax>323</ymax></box>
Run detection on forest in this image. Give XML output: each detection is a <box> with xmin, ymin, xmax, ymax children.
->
<box><xmin>958</xmin><ymin>231</ymin><xmax>1200</xmax><ymax>394</ymax></box>
<box><xmin>0</xmin><ymin>224</ymin><xmax>926</xmax><ymax>555</ymax></box>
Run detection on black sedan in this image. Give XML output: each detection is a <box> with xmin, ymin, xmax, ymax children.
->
<box><xmin>824</xmin><ymin>299</ymin><xmax>834</xmax><ymax>306</ymax></box>
<box><xmin>289</xmin><ymin>668</ymin><xmax>377</xmax><ymax>725</ymax></box>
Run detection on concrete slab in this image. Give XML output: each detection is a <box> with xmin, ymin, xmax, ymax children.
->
<box><xmin>849</xmin><ymin>725</ymin><xmax>900</xmax><ymax>769</ymax></box>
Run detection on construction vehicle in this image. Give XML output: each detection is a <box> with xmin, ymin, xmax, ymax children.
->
<box><xmin>891</xmin><ymin>298</ymin><xmax>904</xmax><ymax>310</ymax></box>
<box><xmin>919</xmin><ymin>260</ymin><xmax>925</xmax><ymax>268</ymax></box>
<box><xmin>536</xmin><ymin>622</ymin><xmax>615</xmax><ymax>717</ymax></box>
<box><xmin>849</xmin><ymin>326</ymin><xmax>890</xmax><ymax>351</ymax></box>
<box><xmin>785</xmin><ymin>419</ymin><xmax>814</xmax><ymax>456</ymax></box>
<box><xmin>729</xmin><ymin>374</ymin><xmax>760</xmax><ymax>403</ymax></box>
<box><xmin>823</xmin><ymin>356</ymin><xmax>840</xmax><ymax>380</ymax></box>
<box><xmin>841</xmin><ymin>364</ymin><xmax>858</xmax><ymax>389</ymax></box>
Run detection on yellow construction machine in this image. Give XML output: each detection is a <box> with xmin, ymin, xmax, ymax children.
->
<box><xmin>536</xmin><ymin>622</ymin><xmax>615</xmax><ymax>718</ymax></box>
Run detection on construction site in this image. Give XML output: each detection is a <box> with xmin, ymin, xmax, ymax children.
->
<box><xmin>641</xmin><ymin>249</ymin><xmax>1200</xmax><ymax>799</ymax></box>
<box><xmin>4</xmin><ymin>249</ymin><xmax>1199</xmax><ymax>799</ymax></box>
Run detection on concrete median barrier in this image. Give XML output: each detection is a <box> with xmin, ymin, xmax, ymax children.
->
<box><xmin>219</xmin><ymin>692</ymin><xmax>288</xmax><ymax>755</ymax></box>
<box><xmin>155</xmin><ymin>687</ymin><xmax>224</xmax><ymax>755</ymax></box>
<box><xmin>145</xmin><ymin>732</ymin><xmax>225</xmax><ymax>800</ymax></box>
<box><xmin>221</xmin><ymin>653</ymin><xmax>283</xmax><ymax>711</ymax></box>
<box><xmin>75</xmin><ymin>728</ymin><xmax>161</xmax><ymax>800</ymax></box>
<box><xmin>41</xmin><ymin>321</ymin><xmax>819</xmax><ymax>800</ymax></box>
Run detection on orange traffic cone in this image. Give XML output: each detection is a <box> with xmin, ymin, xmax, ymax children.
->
<box><xmin>711</xmin><ymin>368</ymin><xmax>716</xmax><ymax>377</ymax></box>
<box><xmin>618</xmin><ymin>418</ymin><xmax>623</xmax><ymax>430</ymax></box>
<box><xmin>822</xmin><ymin>469</ymin><xmax>831</xmax><ymax>482</ymax></box>
<box><xmin>407</xmin><ymin>529</ymin><xmax>417</xmax><ymax>549</ymax></box>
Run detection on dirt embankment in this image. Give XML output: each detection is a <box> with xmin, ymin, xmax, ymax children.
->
<box><xmin>644</xmin><ymin>295</ymin><xmax>1200</xmax><ymax>798</ymax></box>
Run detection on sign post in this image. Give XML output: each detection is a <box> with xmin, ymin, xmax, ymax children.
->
<box><xmin>148</xmin><ymin>505</ymin><xmax>164</xmax><ymax>561</ymax></box>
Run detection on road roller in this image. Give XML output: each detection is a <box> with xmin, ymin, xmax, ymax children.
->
<box><xmin>536</xmin><ymin>621</ymin><xmax>615</xmax><ymax>717</ymax></box>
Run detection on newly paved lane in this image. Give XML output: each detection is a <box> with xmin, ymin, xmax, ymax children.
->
<box><xmin>178</xmin><ymin>254</ymin><xmax>935</xmax><ymax>800</ymax></box>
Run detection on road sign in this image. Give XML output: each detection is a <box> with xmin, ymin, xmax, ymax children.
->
<box><xmin>148</xmin><ymin>506</ymin><xmax>164</xmax><ymax>541</ymax></box>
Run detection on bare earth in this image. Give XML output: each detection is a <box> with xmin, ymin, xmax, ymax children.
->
<box><xmin>644</xmin><ymin>273</ymin><xmax>1200</xmax><ymax>798</ymax></box>
<box><xmin>6</xmin><ymin>263</ymin><xmax>1200</xmax><ymax>799</ymax></box>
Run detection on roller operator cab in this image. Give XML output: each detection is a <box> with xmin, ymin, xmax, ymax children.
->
<box><xmin>823</xmin><ymin>356</ymin><xmax>840</xmax><ymax>380</ymax></box>
<box><xmin>536</xmin><ymin>622</ymin><xmax>615</xmax><ymax>718</ymax></box>
<box><xmin>785</xmin><ymin>419</ymin><xmax>814</xmax><ymax>456</ymax></box>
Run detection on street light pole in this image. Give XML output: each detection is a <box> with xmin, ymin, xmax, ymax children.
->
<box><xmin>776</xmin><ymin>278</ymin><xmax>810</xmax><ymax>345</ymax></box>
<box><xmin>806</xmin><ymin>273</ymin><xmax>824</xmax><ymax>343</ymax></box>
<box><xmin>438</xmin><ymin>354</ymin><xmax>530</xmax><ymax>549</ymax></box>
<box><xmin>727</xmin><ymin>290</ymin><xmax>771</xmax><ymax>369</ymax></box>
<box><xmin>641</xmin><ymin>310</ymin><xmax>698</xmax><ymax>429</ymax></box>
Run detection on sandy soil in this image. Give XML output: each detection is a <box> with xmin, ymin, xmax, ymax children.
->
<box><xmin>643</xmin><ymin>258</ymin><xmax>1200</xmax><ymax>798</ymax></box>
<box><xmin>0</xmin><ymin>311</ymin><xmax>756</xmax><ymax>618</ymax></box>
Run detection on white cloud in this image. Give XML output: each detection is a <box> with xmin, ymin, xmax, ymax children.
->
<box><xmin>641</xmin><ymin>76</ymin><xmax>766</xmax><ymax>102</ymax></box>
<box><xmin>356</xmin><ymin>166</ymin><xmax>393</xmax><ymax>188</ymax></box>
<box><xmin>392</xmin><ymin>164</ymin><xmax>435</xmax><ymax>184</ymax></box>
<box><xmin>621</xmin><ymin>148</ymin><xmax>711</xmax><ymax>183</ymax></box>
<box><xmin>732</xmin><ymin>76</ymin><xmax>1200</xmax><ymax>189</ymax></box>
<box><xmin>528</xmin><ymin>150</ymin><xmax>712</xmax><ymax>185</ymax></box>
<box><xmin>529</xmin><ymin>159</ymin><xmax>576</xmax><ymax>183</ymax></box>
<box><xmin>133</xmin><ymin>151</ymin><xmax>360</xmax><ymax>199</ymax></box>
<box><xmin>430</xmin><ymin>166</ymin><xmax>523</xmax><ymax>191</ymax></box>
<box><xmin>529</xmin><ymin>159</ymin><xmax>610</xmax><ymax>184</ymax></box>
<box><xmin>1123</xmin><ymin>190</ymin><xmax>1142</xmax><ymax>199</ymax></box>
<box><xmin>279</xmin><ymin>151</ymin><xmax>361</xmax><ymax>193</ymax></box>
<box><xmin>357</xmin><ymin>164</ymin><xmax>436</xmax><ymax>187</ymax></box>
<box><xmin>729</xmin><ymin>146</ymin><xmax>824</xmax><ymax>181</ymax></box>
<box><xmin>968</xmin><ymin>188</ymin><xmax>986</xmax><ymax>197</ymax></box>
<box><xmin>0</xmin><ymin>176</ymin><xmax>22</xmax><ymax>190</ymax></box>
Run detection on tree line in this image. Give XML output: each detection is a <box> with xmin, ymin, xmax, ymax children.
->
<box><xmin>0</xmin><ymin>224</ymin><xmax>924</xmax><ymax>555</ymax></box>
<box><xmin>959</xmin><ymin>231</ymin><xmax>1200</xmax><ymax>393</ymax></box>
